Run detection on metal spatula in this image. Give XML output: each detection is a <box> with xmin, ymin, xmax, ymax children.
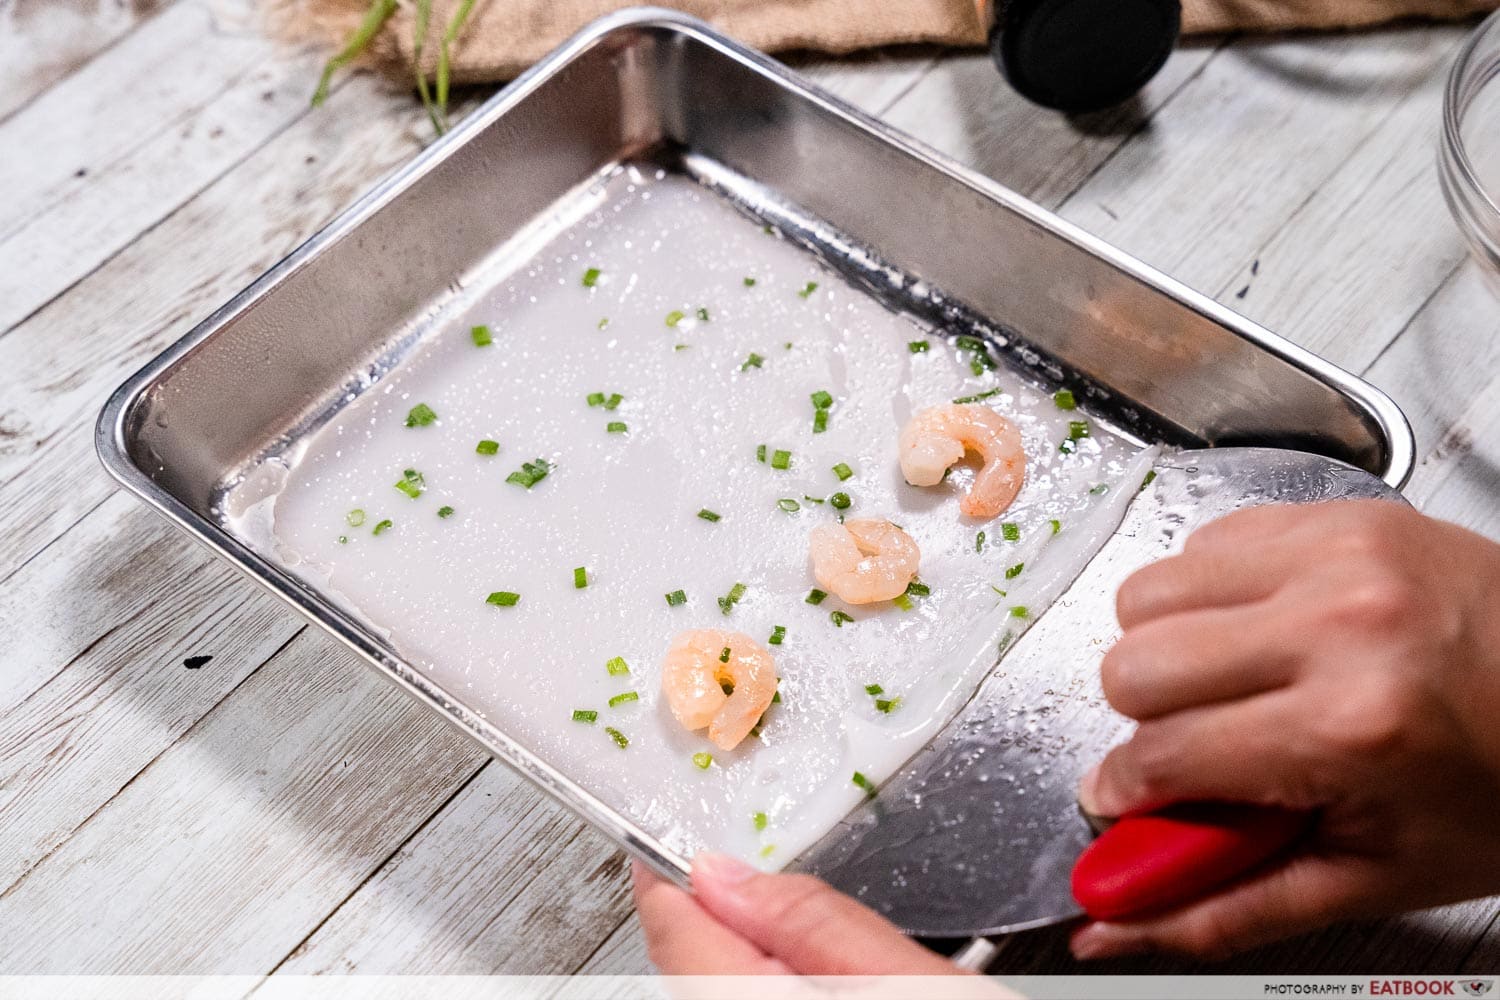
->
<box><xmin>797</xmin><ymin>447</ymin><xmax>1406</xmax><ymax>938</ymax></box>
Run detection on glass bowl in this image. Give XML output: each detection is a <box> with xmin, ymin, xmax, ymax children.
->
<box><xmin>1441</xmin><ymin>9</ymin><xmax>1500</xmax><ymax>288</ymax></box>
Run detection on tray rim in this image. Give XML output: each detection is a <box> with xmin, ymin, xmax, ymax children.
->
<box><xmin>94</xmin><ymin>5</ymin><xmax>1416</xmax><ymax>900</ymax></box>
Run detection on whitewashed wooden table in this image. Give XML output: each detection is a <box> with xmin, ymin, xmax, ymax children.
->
<box><xmin>3</xmin><ymin>0</ymin><xmax>1498</xmax><ymax>978</ymax></box>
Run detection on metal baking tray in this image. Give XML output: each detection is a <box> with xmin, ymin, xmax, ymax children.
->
<box><xmin>97</xmin><ymin>5</ymin><xmax>1413</xmax><ymax>943</ymax></box>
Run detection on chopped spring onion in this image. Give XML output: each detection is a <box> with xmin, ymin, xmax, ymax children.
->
<box><xmin>768</xmin><ymin>625</ymin><xmax>786</xmax><ymax>646</ymax></box>
<box><xmin>372</xmin><ymin>519</ymin><xmax>393</xmax><ymax>536</ymax></box>
<box><xmin>608</xmin><ymin>691</ymin><xmax>639</xmax><ymax>708</ymax></box>
<box><xmin>665</xmin><ymin>310</ymin><xmax>685</xmax><ymax>327</ymax></box>
<box><xmin>805</xmin><ymin>588</ymin><xmax>827</xmax><ymax>605</ymax></box>
<box><xmin>812</xmin><ymin>409</ymin><xmax>828</xmax><ymax>434</ymax></box>
<box><xmin>852</xmin><ymin>771</ymin><xmax>877</xmax><ymax>797</ymax></box>
<box><xmin>673</xmin><ymin>343</ymin><xmax>688</xmax><ymax>351</ymax></box>
<box><xmin>697</xmin><ymin>307</ymin><xmax>711</xmax><ymax>322</ymax></box>
<box><xmin>404</xmin><ymin>403</ymin><xmax>437</xmax><ymax>427</ymax></box>
<box><xmin>476</xmin><ymin>439</ymin><xmax>499</xmax><ymax>455</ymax></box>
<box><xmin>906</xmin><ymin>581</ymin><xmax>930</xmax><ymax>597</ymax></box>
<box><xmin>875</xmin><ymin>697</ymin><xmax>901</xmax><ymax>714</ymax></box>
<box><xmin>1050</xmin><ymin>519</ymin><xmax>1062</xmax><ymax>534</ymax></box>
<box><xmin>582</xmin><ymin>267</ymin><xmax>601</xmax><ymax>287</ymax></box>
<box><xmin>1002</xmin><ymin>522</ymin><xmax>1020</xmax><ymax>542</ymax></box>
<box><xmin>506</xmin><ymin>458</ymin><xmax>553</xmax><ymax>489</ymax></box>
<box><xmin>830</xmin><ymin>610</ymin><xmax>854</xmax><ymax>627</ymax></box>
<box><xmin>760</xmin><ymin>844</ymin><xmax>776</xmax><ymax>858</ymax></box>
<box><xmin>1006</xmin><ymin>563</ymin><xmax>1025</xmax><ymax>579</ymax></box>
<box><xmin>486</xmin><ymin>591</ymin><xmax>520</xmax><ymax>607</ymax></box>
<box><xmin>756</xmin><ymin>444</ymin><xmax>767</xmax><ymax>463</ymax></box>
<box><xmin>394</xmin><ymin>468</ymin><xmax>424</xmax><ymax>499</ymax></box>
<box><xmin>864</xmin><ymin>683</ymin><xmax>884</xmax><ymax>695</ymax></box>
<box><xmin>471</xmin><ymin>325</ymin><xmax>492</xmax><ymax>347</ymax></box>
<box><xmin>718</xmin><ymin>582</ymin><xmax>747</xmax><ymax>615</ymax></box>
<box><xmin>346</xmin><ymin>509</ymin><xmax>366</xmax><ymax>526</ymax></box>
<box><xmin>697</xmin><ymin>509</ymin><xmax>721</xmax><ymax>522</ymax></box>
<box><xmin>1009</xmin><ymin>605</ymin><xmax>1030</xmax><ymax>619</ymax></box>
<box><xmin>753</xmin><ymin>811</ymin><xmax>768</xmax><ymax>831</ymax></box>
<box><xmin>743</xmin><ymin>276</ymin><xmax>757</xmax><ymax>287</ymax></box>
<box><xmin>1059</xmin><ymin>439</ymin><xmax>1078</xmax><ymax>455</ymax></box>
<box><xmin>908</xmin><ymin>340</ymin><xmax>930</xmax><ymax>353</ymax></box>
<box><xmin>719</xmin><ymin>679</ymin><xmax>736</xmax><ymax>696</ymax></box>
<box><xmin>803</xmin><ymin>495</ymin><xmax>826</xmax><ymax>504</ymax></box>
<box><xmin>587</xmin><ymin>392</ymin><xmax>605</xmax><ymax>407</ymax></box>
<box><xmin>1054</xmin><ymin>389</ymin><xmax>1077</xmax><ymax>410</ymax></box>
<box><xmin>598</xmin><ymin>317</ymin><xmax>609</xmax><ymax>330</ymax></box>
<box><xmin>772</xmin><ymin>689</ymin><xmax>782</xmax><ymax>704</ymax></box>
<box><xmin>832</xmin><ymin>462</ymin><xmax>854</xmax><ymax>481</ymax></box>
<box><xmin>1090</xmin><ymin>483</ymin><xmax>1109</xmax><ymax>495</ymax></box>
<box><xmin>572</xmin><ymin>709</ymin><xmax>598</xmax><ymax>724</ymax></box>
<box><xmin>829</xmin><ymin>492</ymin><xmax>851</xmax><ymax>510</ymax></box>
<box><xmin>741</xmin><ymin>353</ymin><xmax>765</xmax><ymax>371</ymax></box>
<box><xmin>719</xmin><ymin>646</ymin><xmax>731</xmax><ymax>663</ymax></box>
<box><xmin>975</xmin><ymin>530</ymin><xmax>985</xmax><ymax>552</ymax></box>
<box><xmin>892</xmin><ymin>594</ymin><xmax>913</xmax><ymax>611</ymax></box>
<box><xmin>573</xmin><ymin>566</ymin><xmax>588</xmax><ymax>589</ymax></box>
<box><xmin>1069</xmin><ymin>420</ymin><xmax>1091</xmax><ymax>440</ymax></box>
<box><xmin>337</xmin><ymin>535</ymin><xmax>348</xmax><ymax>545</ymax></box>
<box><xmin>953</xmin><ymin>388</ymin><xmax>1004</xmax><ymax>404</ymax></box>
<box><xmin>606</xmin><ymin>421</ymin><xmax>628</xmax><ymax>434</ymax></box>
<box><xmin>1140</xmin><ymin>470</ymin><xmax>1158</xmax><ymax>490</ymax></box>
<box><xmin>437</xmin><ymin>505</ymin><xmax>454</xmax><ymax>518</ymax></box>
<box><xmin>777</xmin><ymin>498</ymin><xmax>801</xmax><ymax>513</ymax></box>
<box><xmin>771</xmin><ymin>449</ymin><xmax>791</xmax><ymax>470</ymax></box>
<box><xmin>665</xmin><ymin>590</ymin><xmax>686</xmax><ymax>607</ymax></box>
<box><xmin>797</xmin><ymin>281</ymin><xmax>819</xmax><ymax>299</ymax></box>
<box><xmin>606</xmin><ymin>656</ymin><xmax>630</xmax><ymax>676</ymax></box>
<box><xmin>604</xmin><ymin>393</ymin><xmax>623</xmax><ymax>411</ymax></box>
<box><xmin>811</xmin><ymin>390</ymin><xmax>833</xmax><ymax>410</ymax></box>
<box><xmin>955</xmin><ymin>335</ymin><xmax>996</xmax><ymax>376</ymax></box>
<box><xmin>693</xmin><ymin>752</ymin><xmax>713</xmax><ymax>769</ymax></box>
<box><xmin>605</xmin><ymin>727</ymin><xmax>629</xmax><ymax>749</ymax></box>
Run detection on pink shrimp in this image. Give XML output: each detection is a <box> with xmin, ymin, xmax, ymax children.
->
<box><xmin>808</xmin><ymin>518</ymin><xmax>920</xmax><ymax>605</ymax></box>
<box><xmin>661</xmin><ymin>629</ymin><xmax>777</xmax><ymax>751</ymax></box>
<box><xmin>899</xmin><ymin>403</ymin><xmax>1025</xmax><ymax>518</ymax></box>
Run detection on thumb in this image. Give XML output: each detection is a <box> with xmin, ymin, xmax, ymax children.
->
<box><xmin>689</xmin><ymin>853</ymin><xmax>964</xmax><ymax>976</ymax></box>
<box><xmin>1070</xmin><ymin>852</ymin><xmax>1376</xmax><ymax>961</ymax></box>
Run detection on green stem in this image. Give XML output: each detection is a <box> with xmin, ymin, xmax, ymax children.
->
<box><xmin>436</xmin><ymin>0</ymin><xmax>479</xmax><ymax>121</ymax></box>
<box><xmin>311</xmin><ymin>0</ymin><xmax>399</xmax><ymax>107</ymax></box>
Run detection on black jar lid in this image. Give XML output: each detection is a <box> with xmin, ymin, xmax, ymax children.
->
<box><xmin>993</xmin><ymin>0</ymin><xmax>1182</xmax><ymax>113</ymax></box>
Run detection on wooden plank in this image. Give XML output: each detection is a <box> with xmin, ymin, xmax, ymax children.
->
<box><xmin>576</xmin><ymin>913</ymin><xmax>652</xmax><ymax>975</ymax></box>
<box><xmin>0</xmin><ymin>493</ymin><xmax>302</xmax><ymax>893</ymax></box>
<box><xmin>0</xmin><ymin>0</ymin><xmax>335</xmax><ymax>337</ymax></box>
<box><xmin>0</xmin><ymin>629</ymin><xmax>487</xmax><ymax>974</ymax></box>
<box><xmin>273</xmin><ymin>762</ymin><xmax>633</xmax><ymax>974</ymax></box>
<box><xmin>0</xmin><ymin>0</ymin><xmax>174</xmax><ymax>124</ymax></box>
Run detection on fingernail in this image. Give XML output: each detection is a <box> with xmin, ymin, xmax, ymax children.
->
<box><xmin>692</xmin><ymin>851</ymin><xmax>757</xmax><ymax>887</ymax></box>
<box><xmin>1070</xmin><ymin>923</ymin><xmax>1138</xmax><ymax>961</ymax></box>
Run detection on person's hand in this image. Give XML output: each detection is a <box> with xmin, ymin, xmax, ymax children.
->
<box><xmin>1073</xmin><ymin>500</ymin><xmax>1500</xmax><ymax>960</ymax></box>
<box><xmin>633</xmin><ymin>853</ymin><xmax>967</xmax><ymax>976</ymax></box>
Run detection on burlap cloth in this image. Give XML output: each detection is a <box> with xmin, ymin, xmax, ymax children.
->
<box><xmin>272</xmin><ymin>0</ymin><xmax>1499</xmax><ymax>86</ymax></box>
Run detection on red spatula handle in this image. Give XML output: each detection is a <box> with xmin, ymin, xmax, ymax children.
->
<box><xmin>1070</xmin><ymin>803</ymin><xmax>1309</xmax><ymax>921</ymax></box>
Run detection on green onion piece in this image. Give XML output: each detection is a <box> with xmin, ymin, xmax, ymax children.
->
<box><xmin>1006</xmin><ymin>563</ymin><xmax>1025</xmax><ymax>579</ymax></box>
<box><xmin>587</xmin><ymin>392</ymin><xmax>605</xmax><ymax>407</ymax></box>
<box><xmin>1090</xmin><ymin>483</ymin><xmax>1109</xmax><ymax>495</ymax></box>
<box><xmin>605</xmin><ymin>727</ymin><xmax>629</xmax><ymax>749</ymax></box>
<box><xmin>772</xmin><ymin>689</ymin><xmax>782</xmax><ymax>704</ymax></box>
<box><xmin>347</xmin><ymin>509</ymin><xmax>366</xmax><ymax>526</ymax></box>
<box><xmin>606</xmin><ymin>656</ymin><xmax>630</xmax><ymax>676</ymax></box>
<box><xmin>797</xmin><ymin>281</ymin><xmax>819</xmax><ymax>299</ymax></box>
<box><xmin>812</xmin><ymin>409</ymin><xmax>828</xmax><ymax>434</ymax></box>
<box><xmin>811</xmin><ymin>390</ymin><xmax>834</xmax><ymax>410</ymax></box>
<box><xmin>955</xmin><ymin>335</ymin><xmax>996</xmax><ymax>375</ymax></box>
<box><xmin>1054</xmin><ymin>389</ymin><xmax>1077</xmax><ymax>410</ymax></box>
<box><xmin>760</xmin><ymin>844</ymin><xmax>776</xmax><ymax>858</ymax></box>
<box><xmin>953</xmin><ymin>388</ymin><xmax>1004</xmax><ymax>404</ymax></box>
<box><xmin>906</xmin><ymin>581</ymin><xmax>931</xmax><ymax>597</ymax></box>
<box><xmin>698</xmin><ymin>509</ymin><xmax>721</xmax><ymax>522</ymax></box>
<box><xmin>665</xmin><ymin>310</ymin><xmax>685</xmax><ymax>327</ymax></box>
<box><xmin>394</xmin><ymin>468</ymin><xmax>424</xmax><ymax>499</ymax></box>
<box><xmin>572</xmin><ymin>709</ymin><xmax>598</xmax><ymax>724</ymax></box>
<box><xmin>606</xmin><ymin>421</ymin><xmax>628</xmax><ymax>434</ymax></box>
<box><xmin>741</xmin><ymin>353</ymin><xmax>765</xmax><ymax>371</ymax></box>
<box><xmin>437</xmin><ymin>506</ymin><xmax>455</xmax><ymax>519</ymax></box>
<box><xmin>771</xmin><ymin>449</ymin><xmax>791</xmax><ymax>470</ymax></box>
<box><xmin>784</xmin><ymin>341</ymin><xmax>794</xmax><ymax>350</ymax></box>
<box><xmin>852</xmin><ymin>772</ymin><xmax>877</xmax><ymax>797</ymax></box>
<box><xmin>719</xmin><ymin>646</ymin><xmax>731</xmax><ymax>663</ymax></box>
<box><xmin>762</xmin><ymin>224</ymin><xmax>774</xmax><ymax>234</ymax></box>
<box><xmin>506</xmin><ymin>458</ymin><xmax>553</xmax><ymax>489</ymax></box>
<box><xmin>803</xmin><ymin>495</ymin><xmax>826</xmax><ymax>504</ymax></box>
<box><xmin>829</xmin><ymin>492</ymin><xmax>851</xmax><ymax>510</ymax></box>
<box><xmin>777</xmin><ymin>498</ymin><xmax>800</xmax><ymax>513</ymax></box>
<box><xmin>805</xmin><ymin>588</ymin><xmax>827</xmax><ymax>605</ymax></box>
<box><xmin>769</xmin><ymin>625</ymin><xmax>786</xmax><ymax>646</ymax></box>
<box><xmin>574</xmin><ymin>566</ymin><xmax>588</xmax><ymax>589</ymax></box>
<box><xmin>582</xmin><ymin>267</ymin><xmax>601</xmax><ymax>287</ymax></box>
<box><xmin>1009</xmin><ymin>605</ymin><xmax>1030</xmax><ymax>619</ymax></box>
<box><xmin>1069</xmin><ymin>420</ymin><xmax>1091</xmax><ymax>440</ymax></box>
<box><xmin>404</xmin><ymin>403</ymin><xmax>437</xmax><ymax>427</ymax></box>
<box><xmin>486</xmin><ymin>591</ymin><xmax>520</xmax><ymax>607</ymax></box>
<box><xmin>875</xmin><ymin>697</ymin><xmax>901</xmax><ymax>714</ymax></box>
<box><xmin>471</xmin><ymin>325</ymin><xmax>493</xmax><ymax>347</ymax></box>
<box><xmin>673</xmin><ymin>343</ymin><xmax>689</xmax><ymax>351</ymax></box>
<box><xmin>693</xmin><ymin>752</ymin><xmax>713</xmax><ymax>769</ymax></box>
<box><xmin>975</xmin><ymin>530</ymin><xmax>986</xmax><ymax>552</ymax></box>
<box><xmin>743</xmin><ymin>276</ymin><xmax>757</xmax><ymax>287</ymax></box>
<box><xmin>1059</xmin><ymin>439</ymin><xmax>1077</xmax><ymax>455</ymax></box>
<box><xmin>665</xmin><ymin>590</ymin><xmax>686</xmax><ymax>607</ymax></box>
<box><xmin>833</xmin><ymin>462</ymin><xmax>854</xmax><ymax>481</ymax></box>
<box><xmin>608</xmin><ymin>691</ymin><xmax>640</xmax><ymax>708</ymax></box>
<box><xmin>372</xmin><ymin>519</ymin><xmax>393</xmax><ymax>536</ymax></box>
<box><xmin>756</xmin><ymin>444</ymin><xmax>767</xmax><ymax>463</ymax></box>
<box><xmin>1002</xmin><ymin>522</ymin><xmax>1020</xmax><ymax>542</ymax></box>
<box><xmin>604</xmin><ymin>393</ymin><xmax>623</xmax><ymax>411</ymax></box>
<box><xmin>719</xmin><ymin>679</ymin><xmax>735</xmax><ymax>696</ymax></box>
<box><xmin>598</xmin><ymin>318</ymin><xmax>610</xmax><ymax>330</ymax></box>
<box><xmin>476</xmin><ymin>439</ymin><xmax>499</xmax><ymax>455</ymax></box>
<box><xmin>892</xmin><ymin>593</ymin><xmax>913</xmax><ymax>611</ymax></box>
<box><xmin>718</xmin><ymin>582</ymin><xmax>747</xmax><ymax>615</ymax></box>
<box><xmin>864</xmin><ymin>683</ymin><xmax>884</xmax><ymax>695</ymax></box>
<box><xmin>753</xmin><ymin>811</ymin><xmax>768</xmax><ymax>831</ymax></box>
<box><xmin>1140</xmin><ymin>470</ymin><xmax>1158</xmax><ymax>490</ymax></box>
<box><xmin>697</xmin><ymin>307</ymin><xmax>711</xmax><ymax>322</ymax></box>
<box><xmin>830</xmin><ymin>610</ymin><xmax>854</xmax><ymax>627</ymax></box>
<box><xmin>337</xmin><ymin>535</ymin><xmax>348</xmax><ymax>544</ymax></box>
<box><xmin>908</xmin><ymin>340</ymin><xmax>930</xmax><ymax>353</ymax></box>
<box><xmin>1050</xmin><ymin>519</ymin><xmax>1062</xmax><ymax>534</ymax></box>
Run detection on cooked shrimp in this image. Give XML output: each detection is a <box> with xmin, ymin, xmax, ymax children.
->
<box><xmin>899</xmin><ymin>403</ymin><xmax>1025</xmax><ymax>518</ymax></box>
<box><xmin>661</xmin><ymin>629</ymin><xmax>777</xmax><ymax>751</ymax></box>
<box><xmin>809</xmin><ymin>518</ymin><xmax>920</xmax><ymax>605</ymax></box>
